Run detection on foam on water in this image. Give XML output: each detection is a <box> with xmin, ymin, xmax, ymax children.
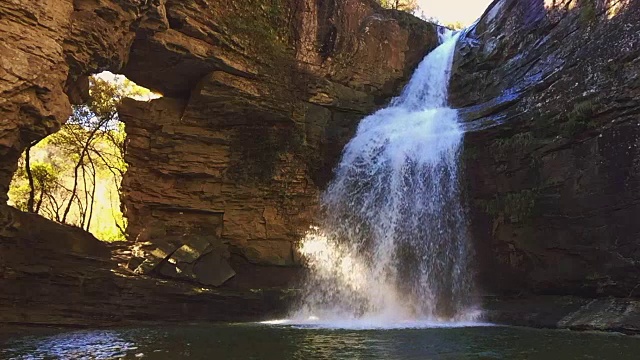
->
<box><xmin>260</xmin><ymin>318</ymin><xmax>493</xmax><ymax>330</ymax></box>
<box><xmin>279</xmin><ymin>30</ymin><xmax>479</xmax><ymax>329</ymax></box>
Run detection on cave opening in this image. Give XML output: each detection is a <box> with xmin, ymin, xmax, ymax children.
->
<box><xmin>6</xmin><ymin>71</ymin><xmax>161</xmax><ymax>242</ymax></box>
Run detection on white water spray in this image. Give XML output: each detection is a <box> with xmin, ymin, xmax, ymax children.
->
<box><xmin>287</xmin><ymin>30</ymin><xmax>479</xmax><ymax>328</ymax></box>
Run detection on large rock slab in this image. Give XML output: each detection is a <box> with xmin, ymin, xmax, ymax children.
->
<box><xmin>484</xmin><ymin>295</ymin><xmax>640</xmax><ymax>334</ymax></box>
<box><xmin>0</xmin><ymin>204</ymin><xmax>295</xmax><ymax>327</ymax></box>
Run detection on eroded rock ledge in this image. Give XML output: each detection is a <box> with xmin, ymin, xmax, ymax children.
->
<box><xmin>117</xmin><ymin>0</ymin><xmax>438</xmax><ymax>285</ymax></box>
<box><xmin>0</xmin><ymin>205</ymin><xmax>292</xmax><ymax>326</ymax></box>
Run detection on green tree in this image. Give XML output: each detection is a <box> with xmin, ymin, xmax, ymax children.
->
<box><xmin>446</xmin><ymin>21</ymin><xmax>465</xmax><ymax>30</ymax></box>
<box><xmin>8</xmin><ymin>74</ymin><xmax>153</xmax><ymax>241</ymax></box>
<box><xmin>378</xmin><ymin>0</ymin><xmax>419</xmax><ymax>13</ymax></box>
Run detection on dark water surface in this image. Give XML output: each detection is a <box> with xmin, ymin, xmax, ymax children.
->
<box><xmin>1</xmin><ymin>323</ymin><xmax>639</xmax><ymax>359</ymax></box>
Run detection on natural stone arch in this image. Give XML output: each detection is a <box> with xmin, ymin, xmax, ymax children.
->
<box><xmin>115</xmin><ymin>0</ymin><xmax>438</xmax><ymax>285</ymax></box>
<box><xmin>1</xmin><ymin>0</ymin><xmax>437</xmax><ymax>287</ymax></box>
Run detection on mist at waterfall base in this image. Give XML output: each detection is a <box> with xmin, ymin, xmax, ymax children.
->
<box><xmin>267</xmin><ymin>31</ymin><xmax>483</xmax><ymax>329</ymax></box>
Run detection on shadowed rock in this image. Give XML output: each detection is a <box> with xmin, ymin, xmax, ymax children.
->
<box><xmin>451</xmin><ymin>0</ymin><xmax>640</xmax><ymax>298</ymax></box>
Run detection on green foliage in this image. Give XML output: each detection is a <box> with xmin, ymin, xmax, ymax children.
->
<box><xmin>493</xmin><ymin>132</ymin><xmax>535</xmax><ymax>154</ymax></box>
<box><xmin>477</xmin><ymin>189</ymin><xmax>538</xmax><ymax>223</ymax></box>
<box><xmin>222</xmin><ymin>0</ymin><xmax>291</xmax><ymax>58</ymax></box>
<box><xmin>377</xmin><ymin>0</ymin><xmax>419</xmax><ymax>13</ymax></box>
<box><xmin>7</xmin><ymin>163</ymin><xmax>30</xmax><ymax>212</ymax></box>
<box><xmin>7</xmin><ymin>74</ymin><xmax>149</xmax><ymax>241</ymax></box>
<box><xmin>579</xmin><ymin>0</ymin><xmax>597</xmax><ymax>24</ymax></box>
<box><xmin>561</xmin><ymin>100</ymin><xmax>597</xmax><ymax>136</ymax></box>
<box><xmin>445</xmin><ymin>21</ymin><xmax>465</xmax><ymax>30</ymax></box>
<box><xmin>30</xmin><ymin>163</ymin><xmax>59</xmax><ymax>198</ymax></box>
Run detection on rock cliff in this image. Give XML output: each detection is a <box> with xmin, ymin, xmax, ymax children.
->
<box><xmin>0</xmin><ymin>0</ymin><xmax>437</xmax><ymax>324</ymax></box>
<box><xmin>117</xmin><ymin>0</ymin><xmax>437</xmax><ymax>285</ymax></box>
<box><xmin>2</xmin><ymin>0</ymin><xmax>640</xmax><ymax>331</ymax></box>
<box><xmin>0</xmin><ymin>0</ymin><xmax>148</xmax><ymax>202</ymax></box>
<box><xmin>452</xmin><ymin>0</ymin><xmax>640</xmax><ymax>298</ymax></box>
<box><xmin>0</xmin><ymin>204</ymin><xmax>292</xmax><ymax>326</ymax></box>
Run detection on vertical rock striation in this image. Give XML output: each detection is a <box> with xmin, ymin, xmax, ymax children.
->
<box><xmin>451</xmin><ymin>0</ymin><xmax>640</xmax><ymax>297</ymax></box>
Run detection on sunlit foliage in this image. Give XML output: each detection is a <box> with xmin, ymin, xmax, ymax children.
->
<box><xmin>445</xmin><ymin>21</ymin><xmax>465</xmax><ymax>30</ymax></box>
<box><xmin>377</xmin><ymin>0</ymin><xmax>420</xmax><ymax>13</ymax></box>
<box><xmin>8</xmin><ymin>75</ymin><xmax>152</xmax><ymax>241</ymax></box>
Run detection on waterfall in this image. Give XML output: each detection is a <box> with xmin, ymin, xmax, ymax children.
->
<box><xmin>291</xmin><ymin>30</ymin><xmax>478</xmax><ymax>327</ymax></box>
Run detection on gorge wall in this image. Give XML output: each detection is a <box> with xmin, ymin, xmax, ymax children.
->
<box><xmin>0</xmin><ymin>0</ymin><xmax>437</xmax><ymax>292</ymax></box>
<box><xmin>451</xmin><ymin>0</ymin><xmax>640</xmax><ymax>298</ymax></box>
<box><xmin>2</xmin><ymin>0</ymin><xmax>640</xmax><ymax>329</ymax></box>
<box><xmin>116</xmin><ymin>0</ymin><xmax>438</xmax><ymax>285</ymax></box>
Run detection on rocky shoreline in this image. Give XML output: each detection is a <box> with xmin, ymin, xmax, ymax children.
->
<box><xmin>0</xmin><ymin>205</ymin><xmax>295</xmax><ymax>328</ymax></box>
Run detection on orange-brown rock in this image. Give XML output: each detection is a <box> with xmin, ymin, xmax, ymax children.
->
<box><xmin>0</xmin><ymin>0</ymin><xmax>149</xmax><ymax>201</ymax></box>
<box><xmin>0</xmin><ymin>204</ymin><xmax>294</xmax><ymax>326</ymax></box>
<box><xmin>0</xmin><ymin>0</ymin><xmax>437</xmax><ymax>323</ymax></box>
<box><xmin>117</xmin><ymin>0</ymin><xmax>438</xmax><ymax>284</ymax></box>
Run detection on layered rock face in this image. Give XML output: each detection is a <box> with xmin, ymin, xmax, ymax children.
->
<box><xmin>0</xmin><ymin>0</ymin><xmax>437</xmax><ymax>300</ymax></box>
<box><xmin>117</xmin><ymin>0</ymin><xmax>438</xmax><ymax>285</ymax></box>
<box><xmin>4</xmin><ymin>0</ymin><xmax>640</xmax><ymax>331</ymax></box>
<box><xmin>0</xmin><ymin>204</ymin><xmax>292</xmax><ymax>326</ymax></box>
<box><xmin>452</xmin><ymin>0</ymin><xmax>640</xmax><ymax>298</ymax></box>
<box><xmin>0</xmin><ymin>0</ymin><xmax>149</xmax><ymax>202</ymax></box>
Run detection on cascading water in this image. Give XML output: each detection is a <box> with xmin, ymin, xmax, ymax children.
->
<box><xmin>289</xmin><ymin>30</ymin><xmax>478</xmax><ymax>328</ymax></box>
